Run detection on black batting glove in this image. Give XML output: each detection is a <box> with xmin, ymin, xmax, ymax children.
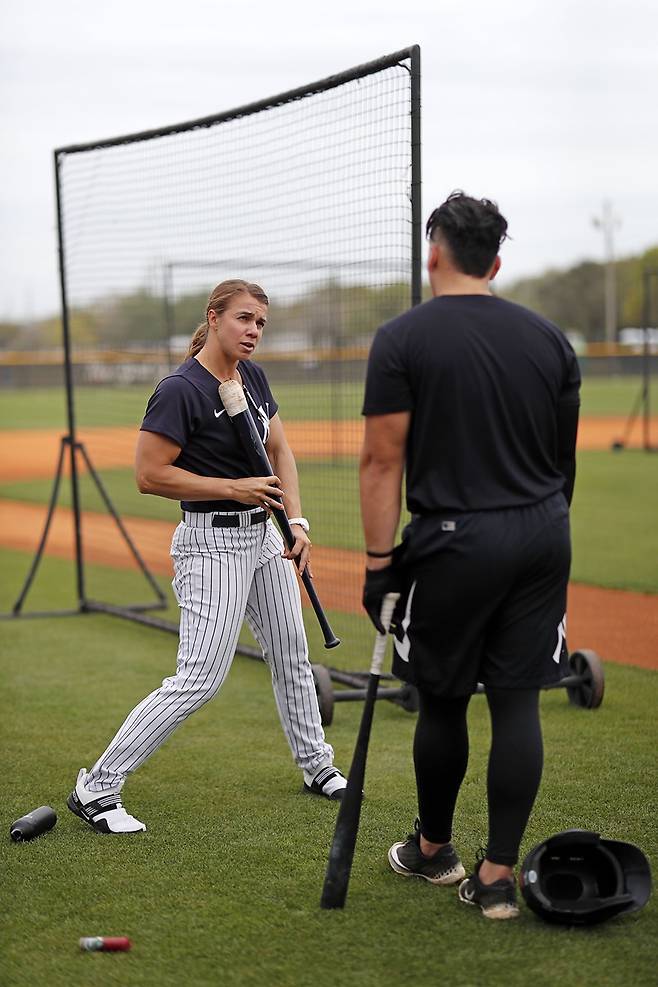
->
<box><xmin>362</xmin><ymin>566</ymin><xmax>401</xmax><ymax>634</ymax></box>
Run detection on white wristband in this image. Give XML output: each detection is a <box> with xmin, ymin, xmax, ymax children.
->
<box><xmin>288</xmin><ymin>517</ymin><xmax>310</xmax><ymax>532</ymax></box>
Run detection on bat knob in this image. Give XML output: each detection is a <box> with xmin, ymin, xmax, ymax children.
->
<box><xmin>218</xmin><ymin>379</ymin><xmax>247</xmax><ymax>416</ymax></box>
<box><xmin>323</xmin><ymin>636</ymin><xmax>341</xmax><ymax>650</ymax></box>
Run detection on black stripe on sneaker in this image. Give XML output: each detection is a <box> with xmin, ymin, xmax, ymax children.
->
<box><xmin>312</xmin><ymin>767</ymin><xmax>342</xmax><ymax>791</ymax></box>
<box><xmin>81</xmin><ymin>796</ymin><xmax>122</xmax><ymax>818</ymax></box>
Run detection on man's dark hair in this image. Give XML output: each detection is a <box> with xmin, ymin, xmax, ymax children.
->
<box><xmin>426</xmin><ymin>191</ymin><xmax>509</xmax><ymax>277</ymax></box>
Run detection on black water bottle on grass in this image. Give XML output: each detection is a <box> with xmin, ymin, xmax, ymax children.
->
<box><xmin>10</xmin><ymin>806</ymin><xmax>57</xmax><ymax>841</ymax></box>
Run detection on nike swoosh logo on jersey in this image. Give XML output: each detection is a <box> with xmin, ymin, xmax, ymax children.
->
<box><xmin>214</xmin><ymin>409</ymin><xmax>226</xmax><ymax>418</ymax></box>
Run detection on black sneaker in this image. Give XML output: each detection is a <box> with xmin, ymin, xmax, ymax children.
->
<box><xmin>458</xmin><ymin>858</ymin><xmax>519</xmax><ymax>920</ymax></box>
<box><xmin>388</xmin><ymin>821</ymin><xmax>465</xmax><ymax>885</ymax></box>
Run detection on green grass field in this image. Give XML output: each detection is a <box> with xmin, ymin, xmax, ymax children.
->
<box><xmin>1</xmin><ymin>586</ymin><xmax>656</xmax><ymax>987</ymax></box>
<box><xmin>1</xmin><ymin>376</ymin><xmax>656</xmax><ymax>986</ymax></box>
<box><xmin>0</xmin><ymin>375</ymin><xmax>650</xmax><ymax>428</ymax></box>
<box><xmin>0</xmin><ymin>548</ymin><xmax>366</xmax><ymax>666</ymax></box>
<box><xmin>0</xmin><ymin>380</ymin><xmax>366</xmax><ymax>428</ymax></box>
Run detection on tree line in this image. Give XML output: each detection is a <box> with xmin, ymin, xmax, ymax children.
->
<box><xmin>1</xmin><ymin>245</ymin><xmax>657</xmax><ymax>352</ymax></box>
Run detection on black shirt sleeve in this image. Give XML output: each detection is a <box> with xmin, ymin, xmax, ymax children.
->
<box><xmin>556</xmin><ymin>348</ymin><xmax>581</xmax><ymax>505</ymax></box>
<box><xmin>362</xmin><ymin>322</ymin><xmax>414</xmax><ymax>415</ymax></box>
<box><xmin>140</xmin><ymin>376</ymin><xmax>198</xmax><ymax>448</ymax></box>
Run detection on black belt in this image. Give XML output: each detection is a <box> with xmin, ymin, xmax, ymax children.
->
<box><xmin>211</xmin><ymin>510</ymin><xmax>268</xmax><ymax>528</ymax></box>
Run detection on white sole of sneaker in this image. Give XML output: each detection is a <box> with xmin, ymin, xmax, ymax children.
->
<box><xmin>458</xmin><ymin>878</ymin><xmax>519</xmax><ymax>919</ymax></box>
<box><xmin>482</xmin><ymin>903</ymin><xmax>520</xmax><ymax>920</ymax></box>
<box><xmin>388</xmin><ymin>844</ymin><xmax>466</xmax><ymax>885</ymax></box>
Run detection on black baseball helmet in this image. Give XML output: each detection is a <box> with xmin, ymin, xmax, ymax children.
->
<box><xmin>520</xmin><ymin>829</ymin><xmax>652</xmax><ymax>926</ymax></box>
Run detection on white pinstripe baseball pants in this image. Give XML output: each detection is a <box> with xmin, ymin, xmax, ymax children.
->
<box><xmin>85</xmin><ymin>511</ymin><xmax>333</xmax><ymax>791</ymax></box>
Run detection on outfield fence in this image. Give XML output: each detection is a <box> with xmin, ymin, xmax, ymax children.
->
<box><xmin>2</xmin><ymin>348</ymin><xmax>657</xmax><ymax>391</ymax></box>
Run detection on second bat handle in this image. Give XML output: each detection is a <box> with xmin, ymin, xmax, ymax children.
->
<box><xmin>301</xmin><ymin>571</ymin><xmax>340</xmax><ymax>649</ymax></box>
<box><xmin>276</xmin><ymin>510</ymin><xmax>340</xmax><ymax>649</ymax></box>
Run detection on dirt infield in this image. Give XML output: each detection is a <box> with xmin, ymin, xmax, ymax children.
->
<box><xmin>1</xmin><ymin>497</ymin><xmax>656</xmax><ymax>672</ymax></box>
<box><xmin>0</xmin><ymin>416</ymin><xmax>656</xmax><ymax>482</ymax></box>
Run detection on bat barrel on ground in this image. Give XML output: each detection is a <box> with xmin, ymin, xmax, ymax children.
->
<box><xmin>320</xmin><ymin>592</ymin><xmax>400</xmax><ymax>909</ymax></box>
<box><xmin>218</xmin><ymin>379</ymin><xmax>340</xmax><ymax>649</ymax></box>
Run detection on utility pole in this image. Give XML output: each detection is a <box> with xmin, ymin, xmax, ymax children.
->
<box><xmin>592</xmin><ymin>200</ymin><xmax>620</xmax><ymax>344</ymax></box>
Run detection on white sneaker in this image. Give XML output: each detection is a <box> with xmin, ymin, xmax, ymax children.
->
<box><xmin>67</xmin><ymin>768</ymin><xmax>146</xmax><ymax>834</ymax></box>
<box><xmin>303</xmin><ymin>765</ymin><xmax>347</xmax><ymax>801</ymax></box>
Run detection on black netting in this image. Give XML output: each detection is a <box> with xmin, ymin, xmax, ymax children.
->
<box><xmin>54</xmin><ymin>49</ymin><xmax>419</xmax><ymax>664</ymax></box>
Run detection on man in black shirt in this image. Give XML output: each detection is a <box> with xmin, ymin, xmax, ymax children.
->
<box><xmin>360</xmin><ymin>192</ymin><xmax>579</xmax><ymax>919</ymax></box>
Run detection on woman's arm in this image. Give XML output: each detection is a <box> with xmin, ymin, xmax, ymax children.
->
<box><xmin>265</xmin><ymin>414</ymin><xmax>312</xmax><ymax>573</ymax></box>
<box><xmin>135</xmin><ymin>430</ymin><xmax>284</xmax><ymax>508</ymax></box>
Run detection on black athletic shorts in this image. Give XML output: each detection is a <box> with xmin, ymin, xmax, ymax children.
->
<box><xmin>391</xmin><ymin>492</ymin><xmax>571</xmax><ymax>697</ymax></box>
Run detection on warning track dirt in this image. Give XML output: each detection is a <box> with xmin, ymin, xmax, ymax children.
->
<box><xmin>1</xmin><ymin>418</ymin><xmax>656</xmax><ymax>672</ymax></box>
<box><xmin>0</xmin><ymin>416</ymin><xmax>656</xmax><ymax>482</ymax></box>
<box><xmin>0</xmin><ymin>498</ymin><xmax>656</xmax><ymax>672</ymax></box>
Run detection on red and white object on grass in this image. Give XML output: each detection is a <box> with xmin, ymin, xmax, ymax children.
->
<box><xmin>79</xmin><ymin>936</ymin><xmax>132</xmax><ymax>952</ymax></box>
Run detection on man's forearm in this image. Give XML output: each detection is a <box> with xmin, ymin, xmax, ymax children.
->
<box><xmin>359</xmin><ymin>457</ymin><xmax>403</xmax><ymax>566</ymax></box>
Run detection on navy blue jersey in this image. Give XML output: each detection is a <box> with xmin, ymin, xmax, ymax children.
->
<box><xmin>362</xmin><ymin>295</ymin><xmax>580</xmax><ymax>514</ymax></box>
<box><xmin>141</xmin><ymin>357</ymin><xmax>278</xmax><ymax>512</ymax></box>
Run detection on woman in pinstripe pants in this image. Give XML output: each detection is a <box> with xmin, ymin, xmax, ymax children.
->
<box><xmin>68</xmin><ymin>279</ymin><xmax>346</xmax><ymax>834</ymax></box>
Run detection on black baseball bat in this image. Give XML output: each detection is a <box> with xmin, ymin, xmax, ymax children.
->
<box><xmin>320</xmin><ymin>592</ymin><xmax>399</xmax><ymax>909</ymax></box>
<box><xmin>218</xmin><ymin>379</ymin><xmax>340</xmax><ymax>649</ymax></box>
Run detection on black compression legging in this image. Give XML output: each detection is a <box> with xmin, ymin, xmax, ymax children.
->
<box><xmin>413</xmin><ymin>687</ymin><xmax>543</xmax><ymax>866</ymax></box>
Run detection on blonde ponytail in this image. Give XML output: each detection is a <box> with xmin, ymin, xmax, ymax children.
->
<box><xmin>186</xmin><ymin>322</ymin><xmax>209</xmax><ymax>358</ymax></box>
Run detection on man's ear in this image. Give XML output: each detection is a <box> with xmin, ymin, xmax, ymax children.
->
<box><xmin>427</xmin><ymin>242</ymin><xmax>441</xmax><ymax>273</ymax></box>
<box><xmin>489</xmin><ymin>255</ymin><xmax>502</xmax><ymax>281</ymax></box>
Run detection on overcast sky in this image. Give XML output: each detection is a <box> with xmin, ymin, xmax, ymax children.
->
<box><xmin>1</xmin><ymin>0</ymin><xmax>656</xmax><ymax>320</ymax></box>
